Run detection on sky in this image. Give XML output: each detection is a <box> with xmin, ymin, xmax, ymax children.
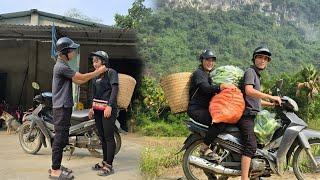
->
<box><xmin>0</xmin><ymin>0</ymin><xmax>154</xmax><ymax>25</ymax></box>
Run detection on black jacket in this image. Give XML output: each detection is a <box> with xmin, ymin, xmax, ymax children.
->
<box><xmin>188</xmin><ymin>67</ymin><xmax>220</xmax><ymax>110</ymax></box>
<box><xmin>90</xmin><ymin>68</ymin><xmax>119</xmax><ymax>107</ymax></box>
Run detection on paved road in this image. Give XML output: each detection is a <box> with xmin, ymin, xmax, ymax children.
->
<box><xmin>0</xmin><ymin>131</ymin><xmax>143</xmax><ymax>180</ymax></box>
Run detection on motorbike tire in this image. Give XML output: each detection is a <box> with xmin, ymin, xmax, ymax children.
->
<box><xmin>292</xmin><ymin>139</ymin><xmax>320</xmax><ymax>180</ymax></box>
<box><xmin>182</xmin><ymin>139</ymin><xmax>229</xmax><ymax>180</ymax></box>
<box><xmin>88</xmin><ymin>131</ymin><xmax>122</xmax><ymax>158</ymax></box>
<box><xmin>114</xmin><ymin>131</ymin><xmax>122</xmax><ymax>154</ymax></box>
<box><xmin>18</xmin><ymin>121</ymin><xmax>42</xmax><ymax>154</ymax></box>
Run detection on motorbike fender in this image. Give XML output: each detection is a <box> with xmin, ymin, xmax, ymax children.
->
<box><xmin>286</xmin><ymin>139</ymin><xmax>299</xmax><ymax>166</ymax></box>
<box><xmin>177</xmin><ymin>133</ymin><xmax>202</xmax><ymax>154</ymax></box>
<box><xmin>114</xmin><ymin>125</ymin><xmax>120</xmax><ymax>133</ymax></box>
<box><xmin>27</xmin><ymin>114</ymin><xmax>52</xmax><ymax>141</ymax></box>
<box><xmin>277</xmin><ymin>125</ymin><xmax>305</xmax><ymax>175</ymax></box>
<box><xmin>286</xmin><ymin>129</ymin><xmax>320</xmax><ymax>165</ymax></box>
<box><xmin>40</xmin><ymin>132</ymin><xmax>47</xmax><ymax>148</ymax></box>
<box><xmin>298</xmin><ymin>128</ymin><xmax>320</xmax><ymax>149</ymax></box>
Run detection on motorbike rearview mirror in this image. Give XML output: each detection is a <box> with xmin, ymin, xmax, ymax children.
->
<box><xmin>276</xmin><ymin>79</ymin><xmax>283</xmax><ymax>96</ymax></box>
<box><xmin>32</xmin><ymin>82</ymin><xmax>40</xmax><ymax>90</ymax></box>
<box><xmin>276</xmin><ymin>79</ymin><xmax>284</xmax><ymax>89</ymax></box>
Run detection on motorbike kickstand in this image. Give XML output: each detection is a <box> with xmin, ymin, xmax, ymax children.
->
<box><xmin>67</xmin><ymin>146</ymin><xmax>75</xmax><ymax>160</ymax></box>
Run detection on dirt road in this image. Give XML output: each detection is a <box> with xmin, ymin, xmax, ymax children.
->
<box><xmin>0</xmin><ymin>131</ymin><xmax>143</xmax><ymax>180</ymax></box>
<box><xmin>1</xmin><ymin>130</ymin><xmax>319</xmax><ymax>180</ymax></box>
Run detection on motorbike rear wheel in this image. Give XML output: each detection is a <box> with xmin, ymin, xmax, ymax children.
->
<box><xmin>18</xmin><ymin>121</ymin><xmax>42</xmax><ymax>154</ymax></box>
<box><xmin>182</xmin><ymin>139</ymin><xmax>230</xmax><ymax>180</ymax></box>
<box><xmin>292</xmin><ymin>139</ymin><xmax>320</xmax><ymax>180</ymax></box>
<box><xmin>88</xmin><ymin>131</ymin><xmax>122</xmax><ymax>158</ymax></box>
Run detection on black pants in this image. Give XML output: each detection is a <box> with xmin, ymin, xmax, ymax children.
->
<box><xmin>237</xmin><ymin>115</ymin><xmax>257</xmax><ymax>158</ymax></box>
<box><xmin>94</xmin><ymin>108</ymin><xmax>117</xmax><ymax>166</ymax></box>
<box><xmin>187</xmin><ymin>108</ymin><xmax>227</xmax><ymax>146</ymax></box>
<box><xmin>52</xmin><ymin>107</ymin><xmax>72</xmax><ymax>170</ymax></box>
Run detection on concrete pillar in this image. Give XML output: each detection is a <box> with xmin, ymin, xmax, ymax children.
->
<box><xmin>25</xmin><ymin>40</ymin><xmax>38</xmax><ymax>107</ymax></box>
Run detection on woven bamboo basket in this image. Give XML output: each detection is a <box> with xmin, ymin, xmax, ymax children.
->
<box><xmin>160</xmin><ymin>72</ymin><xmax>192</xmax><ymax>113</ymax></box>
<box><xmin>117</xmin><ymin>73</ymin><xmax>136</xmax><ymax>109</ymax></box>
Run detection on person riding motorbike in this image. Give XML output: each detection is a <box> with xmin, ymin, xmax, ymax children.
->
<box><xmin>238</xmin><ymin>46</ymin><xmax>282</xmax><ymax>180</ymax></box>
<box><xmin>187</xmin><ymin>49</ymin><xmax>236</xmax><ymax>161</ymax></box>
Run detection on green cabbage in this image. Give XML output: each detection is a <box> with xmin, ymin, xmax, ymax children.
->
<box><xmin>254</xmin><ymin>110</ymin><xmax>281</xmax><ymax>145</ymax></box>
<box><xmin>210</xmin><ymin>65</ymin><xmax>244</xmax><ymax>87</ymax></box>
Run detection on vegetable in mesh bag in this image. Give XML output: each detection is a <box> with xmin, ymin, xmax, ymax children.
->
<box><xmin>254</xmin><ymin>110</ymin><xmax>281</xmax><ymax>144</ymax></box>
<box><xmin>209</xmin><ymin>88</ymin><xmax>245</xmax><ymax>124</ymax></box>
<box><xmin>210</xmin><ymin>65</ymin><xmax>244</xmax><ymax>87</ymax></box>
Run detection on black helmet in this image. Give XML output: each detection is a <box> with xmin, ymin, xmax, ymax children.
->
<box><xmin>252</xmin><ymin>46</ymin><xmax>272</xmax><ymax>62</ymax></box>
<box><xmin>199</xmin><ymin>49</ymin><xmax>216</xmax><ymax>61</ymax></box>
<box><xmin>89</xmin><ymin>51</ymin><xmax>109</xmax><ymax>65</ymax></box>
<box><xmin>56</xmin><ymin>37</ymin><xmax>79</xmax><ymax>53</ymax></box>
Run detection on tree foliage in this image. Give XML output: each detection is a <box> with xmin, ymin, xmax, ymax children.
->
<box><xmin>118</xmin><ymin>0</ymin><xmax>320</xmax><ymax>135</ymax></box>
<box><xmin>64</xmin><ymin>8</ymin><xmax>102</xmax><ymax>23</ymax></box>
<box><xmin>114</xmin><ymin>0</ymin><xmax>152</xmax><ymax>29</ymax></box>
<box><xmin>136</xmin><ymin>6</ymin><xmax>320</xmax><ymax>78</ymax></box>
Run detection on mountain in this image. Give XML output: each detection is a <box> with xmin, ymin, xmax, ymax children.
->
<box><xmin>137</xmin><ymin>0</ymin><xmax>320</xmax><ymax>78</ymax></box>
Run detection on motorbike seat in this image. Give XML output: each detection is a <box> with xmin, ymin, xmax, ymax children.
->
<box><xmin>71</xmin><ymin>109</ymin><xmax>90</xmax><ymax>122</ymax></box>
<box><xmin>188</xmin><ymin>118</ymin><xmax>240</xmax><ymax>133</ymax></box>
<box><xmin>189</xmin><ymin>118</ymin><xmax>209</xmax><ymax>129</ymax></box>
<box><xmin>225</xmin><ymin>126</ymin><xmax>240</xmax><ymax>132</ymax></box>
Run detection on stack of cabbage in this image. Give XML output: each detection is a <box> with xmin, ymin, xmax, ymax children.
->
<box><xmin>254</xmin><ymin>110</ymin><xmax>281</xmax><ymax>144</ymax></box>
<box><xmin>210</xmin><ymin>65</ymin><xmax>244</xmax><ymax>87</ymax></box>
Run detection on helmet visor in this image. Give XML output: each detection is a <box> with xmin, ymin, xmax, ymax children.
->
<box><xmin>69</xmin><ymin>42</ymin><xmax>80</xmax><ymax>49</ymax></box>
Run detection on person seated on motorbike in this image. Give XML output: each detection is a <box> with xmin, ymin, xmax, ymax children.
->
<box><xmin>239</xmin><ymin>46</ymin><xmax>282</xmax><ymax>180</ymax></box>
<box><xmin>88</xmin><ymin>51</ymin><xmax>119</xmax><ymax>177</ymax></box>
<box><xmin>187</xmin><ymin>49</ymin><xmax>236</xmax><ymax>159</ymax></box>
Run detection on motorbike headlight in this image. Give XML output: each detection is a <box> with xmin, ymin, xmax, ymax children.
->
<box><xmin>291</xmin><ymin>101</ymin><xmax>299</xmax><ymax>112</ymax></box>
<box><xmin>283</xmin><ymin>96</ymin><xmax>299</xmax><ymax>112</ymax></box>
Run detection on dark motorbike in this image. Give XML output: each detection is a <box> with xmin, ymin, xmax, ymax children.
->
<box><xmin>18</xmin><ymin>82</ymin><xmax>121</xmax><ymax>158</ymax></box>
<box><xmin>180</xmin><ymin>80</ymin><xmax>320</xmax><ymax>180</ymax></box>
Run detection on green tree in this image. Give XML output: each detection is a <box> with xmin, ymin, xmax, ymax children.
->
<box><xmin>114</xmin><ymin>0</ymin><xmax>151</xmax><ymax>29</ymax></box>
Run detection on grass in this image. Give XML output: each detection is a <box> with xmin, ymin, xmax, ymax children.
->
<box><xmin>139</xmin><ymin>137</ymin><xmax>185</xmax><ymax>178</ymax></box>
<box><xmin>308</xmin><ymin>118</ymin><xmax>320</xmax><ymax>130</ymax></box>
<box><xmin>139</xmin><ymin>121</ymin><xmax>189</xmax><ymax>137</ymax></box>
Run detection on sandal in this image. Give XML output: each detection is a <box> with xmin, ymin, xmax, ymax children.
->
<box><xmin>97</xmin><ymin>164</ymin><xmax>114</xmax><ymax>176</ymax></box>
<box><xmin>200</xmin><ymin>146</ymin><xmax>220</xmax><ymax>161</ymax></box>
<box><xmin>48</xmin><ymin>169</ymin><xmax>74</xmax><ymax>180</ymax></box>
<box><xmin>60</xmin><ymin>165</ymin><xmax>73</xmax><ymax>174</ymax></box>
<box><xmin>48</xmin><ymin>165</ymin><xmax>73</xmax><ymax>174</ymax></box>
<box><xmin>92</xmin><ymin>161</ymin><xmax>106</xmax><ymax>171</ymax></box>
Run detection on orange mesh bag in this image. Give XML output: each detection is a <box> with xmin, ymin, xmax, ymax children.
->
<box><xmin>209</xmin><ymin>88</ymin><xmax>245</xmax><ymax>124</ymax></box>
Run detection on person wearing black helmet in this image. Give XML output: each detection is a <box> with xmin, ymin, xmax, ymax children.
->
<box><xmin>187</xmin><ymin>49</ymin><xmax>236</xmax><ymax>162</ymax></box>
<box><xmin>49</xmin><ymin>37</ymin><xmax>107</xmax><ymax>179</ymax></box>
<box><xmin>238</xmin><ymin>46</ymin><xmax>282</xmax><ymax>180</ymax></box>
<box><xmin>88</xmin><ymin>50</ymin><xmax>119</xmax><ymax>176</ymax></box>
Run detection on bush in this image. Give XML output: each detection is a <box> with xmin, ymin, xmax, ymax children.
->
<box><xmin>129</xmin><ymin>76</ymin><xmax>190</xmax><ymax>137</ymax></box>
<box><xmin>139</xmin><ymin>121</ymin><xmax>189</xmax><ymax>137</ymax></box>
<box><xmin>262</xmin><ymin>64</ymin><xmax>320</xmax><ymax>129</ymax></box>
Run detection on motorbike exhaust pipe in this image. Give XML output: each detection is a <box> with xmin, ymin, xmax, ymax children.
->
<box><xmin>189</xmin><ymin>156</ymin><xmax>241</xmax><ymax>176</ymax></box>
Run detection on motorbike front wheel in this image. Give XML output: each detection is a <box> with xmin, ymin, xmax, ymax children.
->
<box><xmin>182</xmin><ymin>139</ymin><xmax>229</xmax><ymax>180</ymax></box>
<box><xmin>18</xmin><ymin>121</ymin><xmax>42</xmax><ymax>154</ymax></box>
<box><xmin>292</xmin><ymin>139</ymin><xmax>320</xmax><ymax>180</ymax></box>
<box><xmin>88</xmin><ymin>131</ymin><xmax>122</xmax><ymax>158</ymax></box>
